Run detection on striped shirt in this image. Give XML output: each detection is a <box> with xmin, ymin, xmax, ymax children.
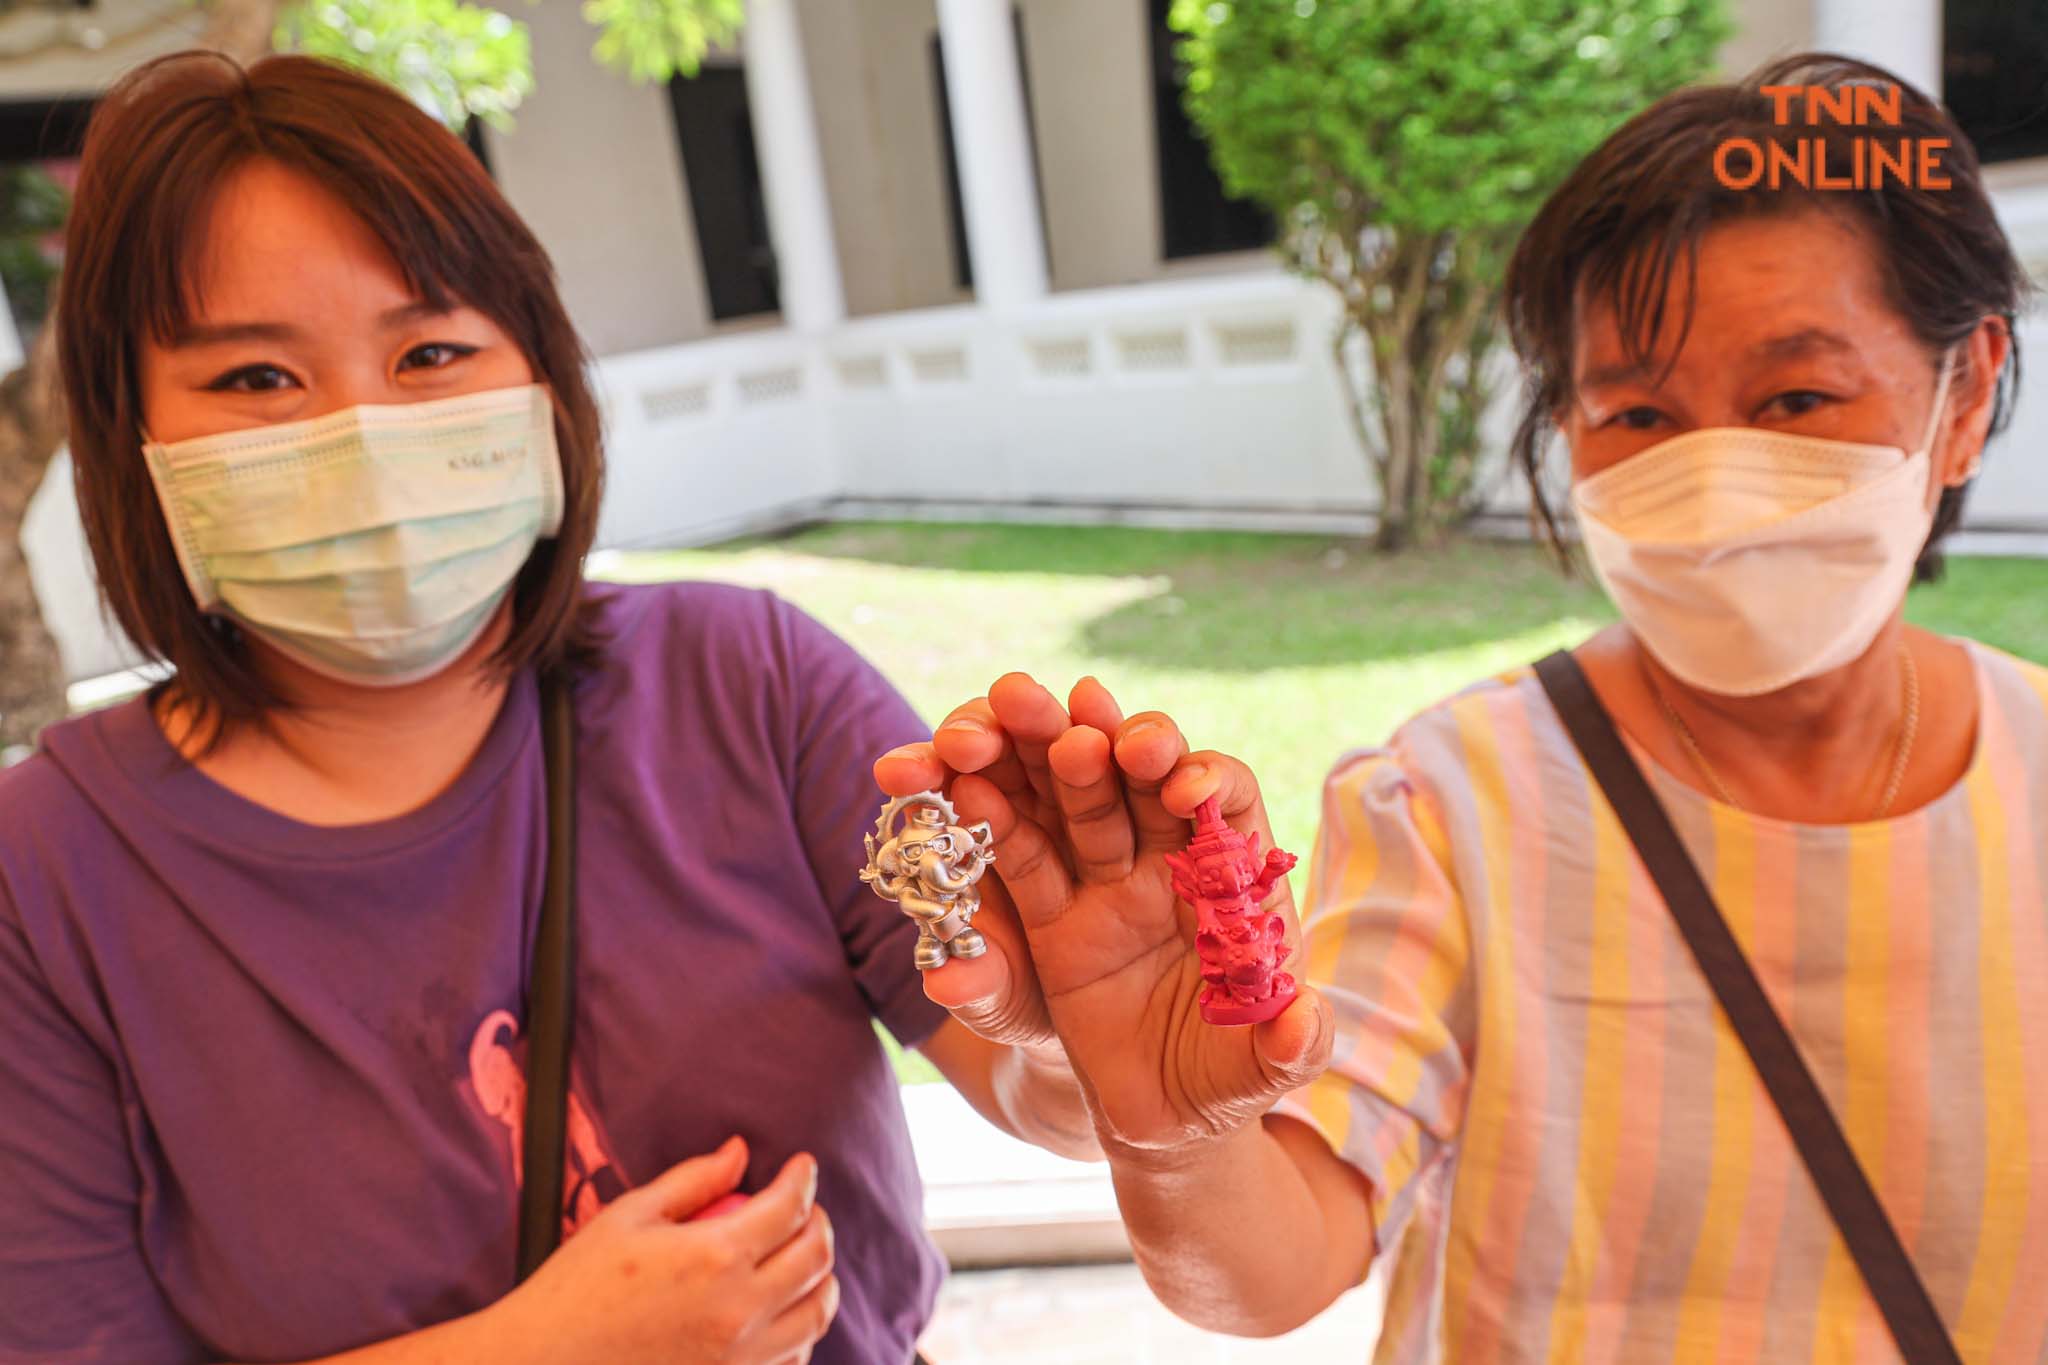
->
<box><xmin>1272</xmin><ymin>638</ymin><xmax>2048</xmax><ymax>1362</ymax></box>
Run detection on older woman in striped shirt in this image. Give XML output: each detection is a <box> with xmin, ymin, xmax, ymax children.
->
<box><xmin>878</xmin><ymin>52</ymin><xmax>2045</xmax><ymax>1362</ymax></box>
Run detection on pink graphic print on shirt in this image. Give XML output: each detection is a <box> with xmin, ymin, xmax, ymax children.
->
<box><xmin>465</xmin><ymin>1008</ymin><xmax>631</xmax><ymax>1239</ymax></box>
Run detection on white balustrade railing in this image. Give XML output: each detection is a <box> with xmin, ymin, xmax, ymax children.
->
<box><xmin>590</xmin><ymin>269</ymin><xmax>1394</xmax><ymax>554</ymax></box>
<box><xmin>24</xmin><ymin>262</ymin><xmax>2048</xmax><ymax>685</ymax></box>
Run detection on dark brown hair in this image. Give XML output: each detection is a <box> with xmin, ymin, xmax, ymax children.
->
<box><xmin>1504</xmin><ymin>51</ymin><xmax>2031</xmax><ymax>582</ymax></box>
<box><xmin>58</xmin><ymin>50</ymin><xmax>606</xmax><ymax>733</ymax></box>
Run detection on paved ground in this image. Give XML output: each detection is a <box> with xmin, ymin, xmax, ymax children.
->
<box><xmin>906</xmin><ymin>1084</ymin><xmax>1386</xmax><ymax>1361</ymax></box>
<box><xmin>921</xmin><ymin>1261</ymin><xmax>1386</xmax><ymax>1363</ymax></box>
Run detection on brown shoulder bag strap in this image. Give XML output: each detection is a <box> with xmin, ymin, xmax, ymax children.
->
<box><xmin>1532</xmin><ymin>650</ymin><xmax>1960</xmax><ymax>1365</ymax></box>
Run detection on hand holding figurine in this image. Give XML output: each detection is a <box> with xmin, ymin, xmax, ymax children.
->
<box><xmin>874</xmin><ymin>675</ymin><xmax>1332</xmax><ymax>1169</ymax></box>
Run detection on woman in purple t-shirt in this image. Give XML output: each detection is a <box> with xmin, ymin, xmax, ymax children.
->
<box><xmin>0</xmin><ymin>52</ymin><xmax>1097</xmax><ymax>1365</ymax></box>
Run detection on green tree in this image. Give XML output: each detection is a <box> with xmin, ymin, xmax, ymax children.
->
<box><xmin>0</xmin><ymin>0</ymin><xmax>742</xmax><ymax>753</ymax></box>
<box><xmin>1169</xmin><ymin>0</ymin><xmax>1731</xmax><ymax>550</ymax></box>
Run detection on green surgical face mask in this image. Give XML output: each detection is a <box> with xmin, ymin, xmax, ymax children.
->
<box><xmin>143</xmin><ymin>383</ymin><xmax>565</xmax><ymax>686</ymax></box>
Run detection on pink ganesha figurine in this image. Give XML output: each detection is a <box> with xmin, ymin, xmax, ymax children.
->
<box><xmin>1164</xmin><ymin>796</ymin><xmax>1301</xmax><ymax>1026</ymax></box>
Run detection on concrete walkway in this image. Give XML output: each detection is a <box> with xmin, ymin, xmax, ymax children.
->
<box><xmin>905</xmin><ymin>1083</ymin><xmax>1386</xmax><ymax>1360</ymax></box>
<box><xmin>923</xmin><ymin>1263</ymin><xmax>1386</xmax><ymax>1363</ymax></box>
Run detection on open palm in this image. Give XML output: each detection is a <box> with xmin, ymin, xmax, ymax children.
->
<box><xmin>875</xmin><ymin>673</ymin><xmax>1331</xmax><ymax>1162</ymax></box>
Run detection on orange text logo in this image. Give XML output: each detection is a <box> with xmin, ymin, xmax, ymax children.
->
<box><xmin>1714</xmin><ymin>83</ymin><xmax>1949</xmax><ymax>191</ymax></box>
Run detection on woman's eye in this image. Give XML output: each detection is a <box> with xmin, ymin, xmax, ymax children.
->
<box><xmin>1767</xmin><ymin>389</ymin><xmax>1830</xmax><ymax>418</ymax></box>
<box><xmin>205</xmin><ymin>364</ymin><xmax>298</xmax><ymax>393</ymax></box>
<box><xmin>399</xmin><ymin>342</ymin><xmax>477</xmax><ymax>371</ymax></box>
<box><xmin>1606</xmin><ymin>406</ymin><xmax>1664</xmax><ymax>431</ymax></box>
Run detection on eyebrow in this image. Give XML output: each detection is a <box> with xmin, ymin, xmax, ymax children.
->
<box><xmin>1578</xmin><ymin>326</ymin><xmax>1860</xmax><ymax>391</ymax></box>
<box><xmin>169</xmin><ymin>301</ymin><xmax>453</xmax><ymax>348</ymax></box>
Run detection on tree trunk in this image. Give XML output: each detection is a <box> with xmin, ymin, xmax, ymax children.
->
<box><xmin>0</xmin><ymin>0</ymin><xmax>280</xmax><ymax>755</ymax></box>
<box><xmin>1321</xmin><ymin>224</ymin><xmax>1508</xmax><ymax>554</ymax></box>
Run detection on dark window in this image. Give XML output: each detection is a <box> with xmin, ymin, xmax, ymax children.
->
<box><xmin>1945</xmin><ymin>0</ymin><xmax>2048</xmax><ymax>165</ymax></box>
<box><xmin>930</xmin><ymin>9</ymin><xmax>1052</xmax><ymax>292</ymax></box>
<box><xmin>0</xmin><ymin>99</ymin><xmax>90</xmax><ymax>343</ymax></box>
<box><xmin>0</xmin><ymin>97</ymin><xmax>92</xmax><ymax>163</ymax></box>
<box><xmin>668</xmin><ymin>64</ymin><xmax>780</xmax><ymax>320</ymax></box>
<box><xmin>1147</xmin><ymin>0</ymin><xmax>1272</xmax><ymax>259</ymax></box>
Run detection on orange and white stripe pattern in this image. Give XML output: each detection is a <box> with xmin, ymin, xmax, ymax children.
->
<box><xmin>1272</xmin><ymin>639</ymin><xmax>2048</xmax><ymax>1363</ymax></box>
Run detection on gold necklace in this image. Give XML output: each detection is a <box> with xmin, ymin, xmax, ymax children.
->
<box><xmin>1650</xmin><ymin>644</ymin><xmax>1919</xmax><ymax>820</ymax></box>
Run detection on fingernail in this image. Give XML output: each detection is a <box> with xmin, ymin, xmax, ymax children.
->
<box><xmin>943</xmin><ymin>718</ymin><xmax>990</xmax><ymax>737</ymax></box>
<box><xmin>804</xmin><ymin>1158</ymin><xmax>820</xmax><ymax>1208</ymax></box>
<box><xmin>1179</xmin><ymin>763</ymin><xmax>1211</xmax><ymax>784</ymax></box>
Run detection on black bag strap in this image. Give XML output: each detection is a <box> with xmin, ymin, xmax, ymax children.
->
<box><xmin>515</xmin><ymin>669</ymin><xmax>579</xmax><ymax>1283</ymax></box>
<box><xmin>1531</xmin><ymin>649</ymin><xmax>1961</xmax><ymax>1365</ymax></box>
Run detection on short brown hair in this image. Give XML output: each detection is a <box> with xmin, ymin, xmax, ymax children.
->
<box><xmin>58</xmin><ymin>50</ymin><xmax>606</xmax><ymax>730</ymax></box>
<box><xmin>1504</xmin><ymin>51</ymin><xmax>2031</xmax><ymax>582</ymax></box>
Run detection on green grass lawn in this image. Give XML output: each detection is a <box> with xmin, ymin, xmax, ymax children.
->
<box><xmin>598</xmin><ymin>522</ymin><xmax>2048</xmax><ymax>1084</ymax></box>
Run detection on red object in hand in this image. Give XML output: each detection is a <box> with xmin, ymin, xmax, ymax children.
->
<box><xmin>689</xmin><ymin>1193</ymin><xmax>752</xmax><ymax>1222</ymax></box>
<box><xmin>1164</xmin><ymin>796</ymin><xmax>1300</xmax><ymax>1027</ymax></box>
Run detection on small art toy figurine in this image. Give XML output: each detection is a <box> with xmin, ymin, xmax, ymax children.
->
<box><xmin>861</xmin><ymin>790</ymin><xmax>997</xmax><ymax>971</ymax></box>
<box><xmin>1165</xmin><ymin>796</ymin><xmax>1300</xmax><ymax>1026</ymax></box>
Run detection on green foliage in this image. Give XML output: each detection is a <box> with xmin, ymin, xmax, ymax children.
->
<box><xmin>0</xmin><ymin>166</ymin><xmax>67</xmax><ymax>333</ymax></box>
<box><xmin>277</xmin><ymin>0</ymin><xmax>535</xmax><ymax>130</ymax></box>
<box><xmin>274</xmin><ymin>0</ymin><xmax>743</xmax><ymax>130</ymax></box>
<box><xmin>1168</xmin><ymin>0</ymin><xmax>1732</xmax><ymax>238</ymax></box>
<box><xmin>580</xmin><ymin>0</ymin><xmax>744</xmax><ymax>84</ymax></box>
<box><xmin>1165</xmin><ymin>0</ymin><xmax>1732</xmax><ymax>549</ymax></box>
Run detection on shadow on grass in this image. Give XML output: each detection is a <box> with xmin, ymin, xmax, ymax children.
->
<box><xmin>628</xmin><ymin>520</ymin><xmax>2048</xmax><ymax>675</ymax></box>
<box><xmin>743</xmin><ymin>519</ymin><xmax>1319</xmax><ymax>579</ymax></box>
<box><xmin>672</xmin><ymin>520</ymin><xmax>1619</xmax><ymax>672</ymax></box>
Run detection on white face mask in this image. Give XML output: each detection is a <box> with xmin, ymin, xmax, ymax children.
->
<box><xmin>143</xmin><ymin>383</ymin><xmax>564</xmax><ymax>687</ymax></box>
<box><xmin>1570</xmin><ymin>349</ymin><xmax>1956</xmax><ymax>697</ymax></box>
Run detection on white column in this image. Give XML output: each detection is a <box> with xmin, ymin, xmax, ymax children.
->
<box><xmin>1812</xmin><ymin>0</ymin><xmax>1943</xmax><ymax>100</ymax></box>
<box><xmin>935</xmin><ymin>0</ymin><xmax>1050</xmax><ymax>310</ymax></box>
<box><xmin>742</xmin><ymin>0</ymin><xmax>845</xmax><ymax>331</ymax></box>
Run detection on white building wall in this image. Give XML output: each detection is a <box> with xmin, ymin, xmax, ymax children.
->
<box><xmin>483</xmin><ymin>0</ymin><xmax>713</xmax><ymax>356</ymax></box>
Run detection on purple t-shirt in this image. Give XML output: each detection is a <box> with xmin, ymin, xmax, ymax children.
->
<box><xmin>0</xmin><ymin>580</ymin><xmax>949</xmax><ymax>1364</ymax></box>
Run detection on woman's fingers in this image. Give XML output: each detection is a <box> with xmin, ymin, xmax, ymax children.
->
<box><xmin>873</xmin><ymin>742</ymin><xmax>945</xmax><ymax>798</ymax></box>
<box><xmin>951</xmin><ymin>774</ymin><xmax>1075</xmax><ymax>933</ymax></box>
<box><xmin>878</xmin><ymin>699</ymin><xmax>1045</xmax><ymax>824</ymax></box>
<box><xmin>751</xmin><ymin>1273</ymin><xmax>841</xmax><ymax>1363</ymax></box>
<box><xmin>919</xmin><ymin>873</ymin><xmax>1054</xmax><ymax>1045</ymax></box>
<box><xmin>1069</xmin><ymin>676</ymin><xmax>1126</xmax><ymax>736</ymax></box>
<box><xmin>1046</xmin><ymin>724</ymin><xmax>1135</xmax><ymax>882</ymax></box>
<box><xmin>1251</xmin><ymin>985</ymin><xmax>1335</xmax><ymax>1091</ymax></box>
<box><xmin>931</xmin><ymin>698</ymin><xmax>1041</xmax><ymax>807</ymax></box>
<box><xmin>722</xmin><ymin>1153</ymin><xmax>820</xmax><ymax>1264</ymax></box>
<box><xmin>1111</xmin><ymin>712</ymin><xmax>1199</xmax><ymax>851</ymax></box>
<box><xmin>987</xmin><ymin>672</ymin><xmax>1074</xmax><ymax>810</ymax></box>
<box><xmin>755</xmin><ymin>1204</ymin><xmax>835</xmax><ymax>1318</ymax></box>
<box><xmin>1160</xmin><ymin>748</ymin><xmax>1266</xmax><ymax>824</ymax></box>
<box><xmin>632</xmin><ymin>1135</ymin><xmax>749</xmax><ymax>1223</ymax></box>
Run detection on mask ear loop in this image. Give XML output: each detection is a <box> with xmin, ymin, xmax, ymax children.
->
<box><xmin>1915</xmin><ymin>347</ymin><xmax>1979</xmax><ymax>512</ymax></box>
<box><xmin>1915</xmin><ymin>346</ymin><xmax>1958</xmax><ymax>466</ymax></box>
<box><xmin>1926</xmin><ymin>345</ymin><xmax>1988</xmax><ymax>484</ymax></box>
